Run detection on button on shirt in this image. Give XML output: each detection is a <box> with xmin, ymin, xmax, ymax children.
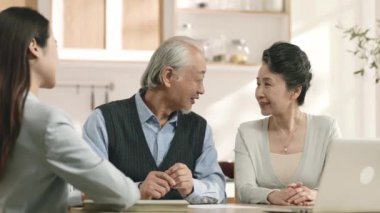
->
<box><xmin>83</xmin><ymin>91</ymin><xmax>226</xmax><ymax>204</ymax></box>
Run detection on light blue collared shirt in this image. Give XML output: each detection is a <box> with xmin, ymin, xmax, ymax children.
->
<box><xmin>83</xmin><ymin>91</ymin><xmax>226</xmax><ymax>204</ymax></box>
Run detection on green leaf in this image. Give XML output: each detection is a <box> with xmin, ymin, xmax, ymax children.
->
<box><xmin>358</xmin><ymin>40</ymin><xmax>363</xmax><ymax>48</ymax></box>
<box><xmin>354</xmin><ymin>69</ymin><xmax>364</xmax><ymax>76</ymax></box>
<box><xmin>361</xmin><ymin>29</ymin><xmax>369</xmax><ymax>37</ymax></box>
<box><xmin>370</xmin><ymin>62</ymin><xmax>378</xmax><ymax>69</ymax></box>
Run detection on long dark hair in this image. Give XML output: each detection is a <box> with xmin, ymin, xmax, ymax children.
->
<box><xmin>0</xmin><ymin>7</ymin><xmax>49</xmax><ymax>176</ymax></box>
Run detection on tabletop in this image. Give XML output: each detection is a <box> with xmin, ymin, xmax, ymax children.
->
<box><xmin>68</xmin><ymin>203</ymin><xmax>310</xmax><ymax>213</ymax></box>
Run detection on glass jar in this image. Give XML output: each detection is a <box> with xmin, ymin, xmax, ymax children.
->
<box><xmin>263</xmin><ymin>0</ymin><xmax>283</xmax><ymax>12</ymax></box>
<box><xmin>178</xmin><ymin>23</ymin><xmax>193</xmax><ymax>38</ymax></box>
<box><xmin>202</xmin><ymin>35</ymin><xmax>227</xmax><ymax>63</ymax></box>
<box><xmin>228</xmin><ymin>39</ymin><xmax>250</xmax><ymax>64</ymax></box>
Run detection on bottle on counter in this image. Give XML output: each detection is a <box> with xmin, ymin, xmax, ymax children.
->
<box><xmin>178</xmin><ymin>23</ymin><xmax>193</xmax><ymax>38</ymax></box>
<box><xmin>228</xmin><ymin>39</ymin><xmax>250</xmax><ymax>65</ymax></box>
<box><xmin>263</xmin><ymin>0</ymin><xmax>283</xmax><ymax>12</ymax></box>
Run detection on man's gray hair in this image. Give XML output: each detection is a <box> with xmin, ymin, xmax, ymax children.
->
<box><xmin>140</xmin><ymin>36</ymin><xmax>204</xmax><ymax>89</ymax></box>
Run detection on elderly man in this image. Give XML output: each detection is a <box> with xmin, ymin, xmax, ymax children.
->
<box><xmin>83</xmin><ymin>36</ymin><xmax>226</xmax><ymax>204</ymax></box>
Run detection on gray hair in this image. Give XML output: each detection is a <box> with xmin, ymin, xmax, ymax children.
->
<box><xmin>140</xmin><ymin>36</ymin><xmax>204</xmax><ymax>89</ymax></box>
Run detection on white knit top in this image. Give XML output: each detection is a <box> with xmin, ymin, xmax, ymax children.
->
<box><xmin>234</xmin><ymin>114</ymin><xmax>341</xmax><ymax>204</ymax></box>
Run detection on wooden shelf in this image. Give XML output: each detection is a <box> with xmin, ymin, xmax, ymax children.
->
<box><xmin>206</xmin><ymin>63</ymin><xmax>260</xmax><ymax>73</ymax></box>
<box><xmin>177</xmin><ymin>8</ymin><xmax>288</xmax><ymax>16</ymax></box>
<box><xmin>174</xmin><ymin>0</ymin><xmax>290</xmax><ymax>64</ymax></box>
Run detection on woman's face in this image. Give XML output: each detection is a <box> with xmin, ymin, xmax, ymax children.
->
<box><xmin>255</xmin><ymin>63</ymin><xmax>295</xmax><ymax>116</ymax></box>
<box><xmin>34</xmin><ymin>27</ymin><xmax>58</xmax><ymax>89</ymax></box>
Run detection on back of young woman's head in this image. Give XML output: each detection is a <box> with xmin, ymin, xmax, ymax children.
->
<box><xmin>262</xmin><ymin>42</ymin><xmax>312</xmax><ymax>106</ymax></box>
<box><xmin>0</xmin><ymin>7</ymin><xmax>49</xmax><ymax>176</ymax></box>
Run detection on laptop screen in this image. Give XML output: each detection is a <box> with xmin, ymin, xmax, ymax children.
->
<box><xmin>313</xmin><ymin>138</ymin><xmax>380</xmax><ymax>212</ymax></box>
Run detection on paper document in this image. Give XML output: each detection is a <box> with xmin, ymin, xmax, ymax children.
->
<box><xmin>189</xmin><ymin>204</ymin><xmax>259</xmax><ymax>209</ymax></box>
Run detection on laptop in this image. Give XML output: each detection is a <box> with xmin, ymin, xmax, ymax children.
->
<box><xmin>264</xmin><ymin>138</ymin><xmax>380</xmax><ymax>213</ymax></box>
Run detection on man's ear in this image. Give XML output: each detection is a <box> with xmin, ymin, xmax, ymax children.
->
<box><xmin>28</xmin><ymin>38</ymin><xmax>40</xmax><ymax>59</ymax></box>
<box><xmin>161</xmin><ymin>66</ymin><xmax>176</xmax><ymax>87</ymax></box>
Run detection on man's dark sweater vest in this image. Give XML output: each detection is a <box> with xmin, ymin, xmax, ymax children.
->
<box><xmin>98</xmin><ymin>95</ymin><xmax>206</xmax><ymax>199</ymax></box>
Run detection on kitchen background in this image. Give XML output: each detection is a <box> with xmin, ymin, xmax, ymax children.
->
<box><xmin>1</xmin><ymin>0</ymin><xmax>380</xmax><ymax>162</ymax></box>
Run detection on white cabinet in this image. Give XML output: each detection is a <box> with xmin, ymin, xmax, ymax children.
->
<box><xmin>49</xmin><ymin>0</ymin><xmax>161</xmax><ymax>61</ymax></box>
<box><xmin>172</xmin><ymin>0</ymin><xmax>290</xmax><ymax>65</ymax></box>
<box><xmin>0</xmin><ymin>0</ymin><xmax>37</xmax><ymax>10</ymax></box>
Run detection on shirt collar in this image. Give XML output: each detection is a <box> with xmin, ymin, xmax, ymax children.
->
<box><xmin>26</xmin><ymin>92</ymin><xmax>39</xmax><ymax>102</ymax></box>
<box><xmin>135</xmin><ymin>90</ymin><xmax>178</xmax><ymax>127</ymax></box>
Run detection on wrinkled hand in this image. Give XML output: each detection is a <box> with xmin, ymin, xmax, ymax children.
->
<box><xmin>267</xmin><ymin>187</ymin><xmax>298</xmax><ymax>205</ymax></box>
<box><xmin>165</xmin><ymin>163</ymin><xmax>193</xmax><ymax>197</ymax></box>
<box><xmin>139</xmin><ymin>171</ymin><xmax>176</xmax><ymax>199</ymax></box>
<box><xmin>286</xmin><ymin>183</ymin><xmax>317</xmax><ymax>206</ymax></box>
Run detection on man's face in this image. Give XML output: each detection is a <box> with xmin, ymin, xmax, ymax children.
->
<box><xmin>170</xmin><ymin>50</ymin><xmax>206</xmax><ymax>112</ymax></box>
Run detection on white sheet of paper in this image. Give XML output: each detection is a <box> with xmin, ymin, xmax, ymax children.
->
<box><xmin>189</xmin><ymin>204</ymin><xmax>259</xmax><ymax>209</ymax></box>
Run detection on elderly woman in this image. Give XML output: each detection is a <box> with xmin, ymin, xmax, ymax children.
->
<box><xmin>234</xmin><ymin>42</ymin><xmax>341</xmax><ymax>206</ymax></box>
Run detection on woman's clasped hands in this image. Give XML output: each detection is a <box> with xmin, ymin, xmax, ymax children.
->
<box><xmin>268</xmin><ymin>182</ymin><xmax>317</xmax><ymax>206</ymax></box>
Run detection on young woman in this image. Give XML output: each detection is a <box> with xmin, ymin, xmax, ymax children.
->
<box><xmin>0</xmin><ymin>7</ymin><xmax>139</xmax><ymax>212</ymax></box>
<box><xmin>234</xmin><ymin>42</ymin><xmax>341</xmax><ymax>206</ymax></box>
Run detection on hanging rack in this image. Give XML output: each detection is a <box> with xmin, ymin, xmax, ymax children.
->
<box><xmin>56</xmin><ymin>82</ymin><xmax>114</xmax><ymax>109</ymax></box>
<box><xmin>56</xmin><ymin>82</ymin><xmax>114</xmax><ymax>91</ymax></box>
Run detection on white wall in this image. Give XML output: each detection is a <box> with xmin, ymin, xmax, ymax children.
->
<box><xmin>291</xmin><ymin>0</ymin><xmax>380</xmax><ymax>138</ymax></box>
<box><xmin>39</xmin><ymin>0</ymin><xmax>380</xmax><ymax>162</ymax></box>
<box><xmin>376</xmin><ymin>0</ymin><xmax>380</xmax><ymax>137</ymax></box>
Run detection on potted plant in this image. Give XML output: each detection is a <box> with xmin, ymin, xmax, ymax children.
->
<box><xmin>338</xmin><ymin>20</ymin><xmax>380</xmax><ymax>83</ymax></box>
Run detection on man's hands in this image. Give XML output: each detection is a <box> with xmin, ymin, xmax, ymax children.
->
<box><xmin>139</xmin><ymin>171</ymin><xmax>175</xmax><ymax>199</ymax></box>
<box><xmin>267</xmin><ymin>183</ymin><xmax>317</xmax><ymax>206</ymax></box>
<box><xmin>139</xmin><ymin>163</ymin><xmax>194</xmax><ymax>199</ymax></box>
<box><xmin>165</xmin><ymin>163</ymin><xmax>194</xmax><ymax>197</ymax></box>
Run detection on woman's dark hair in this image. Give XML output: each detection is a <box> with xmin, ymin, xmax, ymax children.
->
<box><xmin>0</xmin><ymin>7</ymin><xmax>49</xmax><ymax>176</ymax></box>
<box><xmin>262</xmin><ymin>42</ymin><xmax>312</xmax><ymax>105</ymax></box>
